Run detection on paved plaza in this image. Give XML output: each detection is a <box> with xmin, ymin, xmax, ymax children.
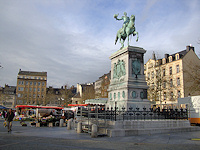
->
<box><xmin>0</xmin><ymin>119</ymin><xmax>200</xmax><ymax>150</ymax></box>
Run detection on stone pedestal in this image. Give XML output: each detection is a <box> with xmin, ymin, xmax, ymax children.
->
<box><xmin>77</xmin><ymin>122</ymin><xmax>82</xmax><ymax>133</ymax></box>
<box><xmin>60</xmin><ymin>119</ymin><xmax>64</xmax><ymax>127</ymax></box>
<box><xmin>91</xmin><ymin>124</ymin><xmax>98</xmax><ymax>138</ymax></box>
<box><xmin>107</xmin><ymin>46</ymin><xmax>150</xmax><ymax>110</ymax></box>
<box><xmin>48</xmin><ymin>122</ymin><xmax>53</xmax><ymax>127</ymax></box>
<box><xmin>67</xmin><ymin>120</ymin><xmax>72</xmax><ymax>130</ymax></box>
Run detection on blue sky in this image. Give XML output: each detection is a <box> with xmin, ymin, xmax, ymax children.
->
<box><xmin>0</xmin><ymin>0</ymin><xmax>200</xmax><ymax>88</ymax></box>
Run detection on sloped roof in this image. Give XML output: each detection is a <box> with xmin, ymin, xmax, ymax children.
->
<box><xmin>4</xmin><ymin>86</ymin><xmax>16</xmax><ymax>93</ymax></box>
<box><xmin>171</xmin><ymin>49</ymin><xmax>187</xmax><ymax>59</ymax></box>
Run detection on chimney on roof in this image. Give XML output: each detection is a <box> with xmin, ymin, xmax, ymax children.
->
<box><xmin>164</xmin><ymin>54</ymin><xmax>169</xmax><ymax>59</ymax></box>
<box><xmin>186</xmin><ymin>45</ymin><xmax>195</xmax><ymax>52</ymax></box>
<box><xmin>152</xmin><ymin>51</ymin><xmax>156</xmax><ymax>60</ymax></box>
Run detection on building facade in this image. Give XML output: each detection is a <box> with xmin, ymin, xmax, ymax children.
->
<box><xmin>16</xmin><ymin>69</ymin><xmax>47</xmax><ymax>105</ymax></box>
<box><xmin>72</xmin><ymin>83</ymin><xmax>95</xmax><ymax>104</ymax></box>
<box><xmin>46</xmin><ymin>86</ymin><xmax>76</xmax><ymax>107</ymax></box>
<box><xmin>94</xmin><ymin>71</ymin><xmax>111</xmax><ymax>99</ymax></box>
<box><xmin>0</xmin><ymin>84</ymin><xmax>16</xmax><ymax>108</ymax></box>
<box><xmin>144</xmin><ymin>45</ymin><xmax>200</xmax><ymax>106</ymax></box>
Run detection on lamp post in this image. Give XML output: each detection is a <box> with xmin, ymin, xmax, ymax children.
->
<box><xmin>114</xmin><ymin>101</ymin><xmax>117</xmax><ymax>121</ymax></box>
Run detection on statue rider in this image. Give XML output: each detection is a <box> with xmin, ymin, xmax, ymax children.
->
<box><xmin>114</xmin><ymin>12</ymin><xmax>130</xmax><ymax>36</ymax></box>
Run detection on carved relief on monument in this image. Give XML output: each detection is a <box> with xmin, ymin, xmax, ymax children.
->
<box><xmin>140</xmin><ymin>91</ymin><xmax>144</xmax><ymax>99</ymax></box>
<box><xmin>109</xmin><ymin>93</ymin><xmax>112</xmax><ymax>100</ymax></box>
<box><xmin>114</xmin><ymin>93</ymin><xmax>116</xmax><ymax>100</ymax></box>
<box><xmin>131</xmin><ymin>91</ymin><xmax>137</xmax><ymax>98</ymax></box>
<box><xmin>122</xmin><ymin>91</ymin><xmax>125</xmax><ymax>99</ymax></box>
<box><xmin>118</xmin><ymin>92</ymin><xmax>120</xmax><ymax>100</ymax></box>
<box><xmin>113</xmin><ymin>59</ymin><xmax>126</xmax><ymax>79</ymax></box>
<box><xmin>132</xmin><ymin>59</ymin><xmax>141</xmax><ymax>76</ymax></box>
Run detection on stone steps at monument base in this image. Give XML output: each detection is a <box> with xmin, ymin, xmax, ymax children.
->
<box><xmin>106</xmin><ymin>126</ymin><xmax>200</xmax><ymax>137</ymax></box>
<box><xmin>106</xmin><ymin>120</ymin><xmax>191</xmax><ymax>129</ymax></box>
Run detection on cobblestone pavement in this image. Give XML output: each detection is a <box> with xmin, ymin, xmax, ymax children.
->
<box><xmin>0</xmin><ymin>119</ymin><xmax>200</xmax><ymax>150</ymax></box>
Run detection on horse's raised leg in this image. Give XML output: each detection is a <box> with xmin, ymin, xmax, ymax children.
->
<box><xmin>119</xmin><ymin>35</ymin><xmax>124</xmax><ymax>49</ymax></box>
<box><xmin>120</xmin><ymin>40</ymin><xmax>124</xmax><ymax>49</ymax></box>
<box><xmin>134</xmin><ymin>31</ymin><xmax>139</xmax><ymax>42</ymax></box>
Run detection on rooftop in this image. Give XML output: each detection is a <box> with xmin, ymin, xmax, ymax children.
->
<box><xmin>18</xmin><ymin>69</ymin><xmax>47</xmax><ymax>76</ymax></box>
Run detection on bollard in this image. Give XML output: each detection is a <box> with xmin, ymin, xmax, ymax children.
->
<box><xmin>48</xmin><ymin>122</ymin><xmax>53</xmax><ymax>127</ymax></box>
<box><xmin>60</xmin><ymin>119</ymin><xmax>64</xmax><ymax>127</ymax></box>
<box><xmin>71</xmin><ymin>119</ymin><xmax>74</xmax><ymax>130</ymax></box>
<box><xmin>36</xmin><ymin>123</ymin><xmax>40</xmax><ymax>127</ymax></box>
<box><xmin>77</xmin><ymin>122</ymin><xmax>82</xmax><ymax>133</ymax></box>
<box><xmin>67</xmin><ymin>119</ymin><xmax>71</xmax><ymax>130</ymax></box>
<box><xmin>91</xmin><ymin>124</ymin><xmax>98</xmax><ymax>138</ymax></box>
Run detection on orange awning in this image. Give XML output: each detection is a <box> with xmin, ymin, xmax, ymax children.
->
<box><xmin>15</xmin><ymin>105</ymin><xmax>63</xmax><ymax>110</ymax></box>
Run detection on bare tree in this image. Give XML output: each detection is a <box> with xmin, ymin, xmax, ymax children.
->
<box><xmin>147</xmin><ymin>65</ymin><xmax>179</xmax><ymax>105</ymax></box>
<box><xmin>182</xmin><ymin>61</ymin><xmax>200</xmax><ymax>96</ymax></box>
<box><xmin>81</xmin><ymin>85</ymin><xmax>95</xmax><ymax>103</ymax></box>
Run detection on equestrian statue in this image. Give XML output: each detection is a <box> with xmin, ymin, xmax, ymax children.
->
<box><xmin>114</xmin><ymin>12</ymin><xmax>139</xmax><ymax>49</ymax></box>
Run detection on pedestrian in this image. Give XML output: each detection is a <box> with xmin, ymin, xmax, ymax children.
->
<box><xmin>6</xmin><ymin>109</ymin><xmax>15</xmax><ymax>132</ymax></box>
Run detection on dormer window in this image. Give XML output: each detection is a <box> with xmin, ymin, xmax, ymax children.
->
<box><xmin>162</xmin><ymin>58</ymin><xmax>166</xmax><ymax>64</ymax></box>
<box><xmin>169</xmin><ymin>56</ymin><xmax>173</xmax><ymax>62</ymax></box>
<box><xmin>176</xmin><ymin>54</ymin><xmax>179</xmax><ymax>60</ymax></box>
<box><xmin>156</xmin><ymin>60</ymin><xmax>160</xmax><ymax>66</ymax></box>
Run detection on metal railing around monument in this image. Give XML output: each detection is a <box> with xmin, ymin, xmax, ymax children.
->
<box><xmin>77</xmin><ymin>106</ymin><xmax>188</xmax><ymax>121</ymax></box>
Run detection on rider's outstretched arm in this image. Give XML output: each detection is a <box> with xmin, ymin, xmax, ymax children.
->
<box><xmin>116</xmin><ymin>16</ymin><xmax>123</xmax><ymax>21</ymax></box>
<box><xmin>114</xmin><ymin>14</ymin><xmax>123</xmax><ymax>21</ymax></box>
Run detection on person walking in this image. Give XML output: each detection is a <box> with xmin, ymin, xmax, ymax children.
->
<box><xmin>6</xmin><ymin>109</ymin><xmax>14</xmax><ymax>132</ymax></box>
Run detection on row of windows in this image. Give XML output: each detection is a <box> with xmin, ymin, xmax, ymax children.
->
<box><xmin>163</xmin><ymin>90</ymin><xmax>181</xmax><ymax>100</ymax></box>
<box><xmin>18</xmin><ymin>87</ymin><xmax>45</xmax><ymax>92</ymax></box>
<box><xmin>148</xmin><ymin>90</ymin><xmax>181</xmax><ymax>101</ymax></box>
<box><xmin>146</xmin><ymin>55</ymin><xmax>180</xmax><ymax>69</ymax></box>
<box><xmin>147</xmin><ymin>65</ymin><xmax>180</xmax><ymax>79</ymax></box>
<box><xmin>18</xmin><ymin>81</ymin><xmax>46</xmax><ymax>86</ymax></box>
<box><xmin>162</xmin><ymin>54</ymin><xmax>180</xmax><ymax>64</ymax></box>
<box><xmin>164</xmin><ymin>78</ymin><xmax>180</xmax><ymax>88</ymax></box>
<box><xmin>17</xmin><ymin>100</ymin><xmax>43</xmax><ymax>105</ymax></box>
<box><xmin>17</xmin><ymin>93</ymin><xmax>45</xmax><ymax>98</ymax></box>
<box><xmin>150</xmin><ymin>77</ymin><xmax>181</xmax><ymax>88</ymax></box>
<box><xmin>4</xmin><ymin>92</ymin><xmax>15</xmax><ymax>95</ymax></box>
<box><xmin>18</xmin><ymin>76</ymin><xmax>46</xmax><ymax>80</ymax></box>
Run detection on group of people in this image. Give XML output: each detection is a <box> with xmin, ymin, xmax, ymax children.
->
<box><xmin>1</xmin><ymin>109</ymin><xmax>15</xmax><ymax>132</ymax></box>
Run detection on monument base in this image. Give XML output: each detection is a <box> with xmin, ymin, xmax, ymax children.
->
<box><xmin>107</xmin><ymin>46</ymin><xmax>150</xmax><ymax>111</ymax></box>
<box><xmin>106</xmin><ymin>120</ymin><xmax>200</xmax><ymax>137</ymax></box>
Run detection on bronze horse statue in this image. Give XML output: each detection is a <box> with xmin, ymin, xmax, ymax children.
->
<box><xmin>114</xmin><ymin>14</ymin><xmax>139</xmax><ymax>49</ymax></box>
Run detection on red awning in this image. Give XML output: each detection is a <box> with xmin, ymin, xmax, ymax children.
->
<box><xmin>15</xmin><ymin>105</ymin><xmax>63</xmax><ymax>110</ymax></box>
<box><xmin>68</xmin><ymin>104</ymin><xmax>88</xmax><ymax>107</ymax></box>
